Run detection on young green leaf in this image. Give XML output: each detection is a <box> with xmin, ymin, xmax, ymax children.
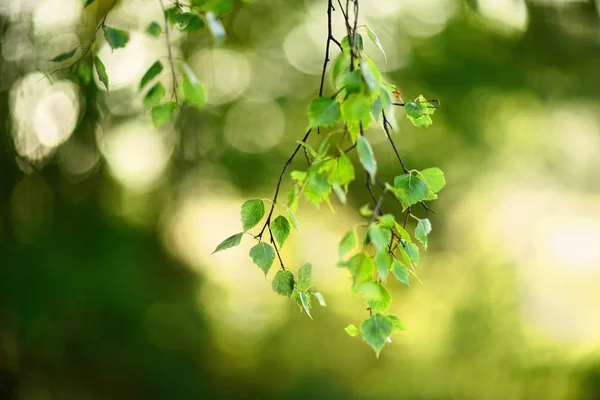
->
<box><xmin>271</xmin><ymin>215</ymin><xmax>290</xmax><ymax>248</ymax></box>
<box><xmin>165</xmin><ymin>7</ymin><xmax>181</xmax><ymax>24</ymax></box>
<box><xmin>360</xmin><ymin>58</ymin><xmax>381</xmax><ymax>95</ymax></box>
<box><xmin>359</xmin><ymin>203</ymin><xmax>373</xmax><ymax>218</ymax></box>
<box><xmin>387</xmin><ymin>315</ymin><xmax>406</xmax><ymax>333</ymax></box>
<box><xmin>249</xmin><ymin>242</ymin><xmax>276</xmax><ymax>276</ymax></box>
<box><xmin>378</xmin><ymin>214</ymin><xmax>395</xmax><ymax>228</ymax></box>
<box><xmin>50</xmin><ymin>47</ymin><xmax>78</xmax><ymax>62</ymax></box>
<box><xmin>151</xmin><ymin>102</ymin><xmax>177</xmax><ymax>128</ymax></box>
<box><xmin>339</xmin><ymin>228</ymin><xmax>357</xmax><ymax>259</ymax></box>
<box><xmin>331</xmin><ymin>151</ymin><xmax>355</xmax><ymax>189</ymax></box>
<box><xmin>94</xmin><ymin>56</ymin><xmax>109</xmax><ymax>90</ymax></box>
<box><xmin>299</xmin><ymin>292</ymin><xmax>312</xmax><ymax>319</ymax></box>
<box><xmin>309</xmin><ymin>97</ymin><xmax>341</xmax><ymax>128</ymax></box>
<box><xmin>361</xmin><ymin>282</ymin><xmax>392</xmax><ymax>313</ymax></box>
<box><xmin>177</xmin><ymin>12</ymin><xmax>205</xmax><ymax>32</ymax></box>
<box><xmin>332</xmin><ymin>183</ymin><xmax>346</xmax><ymax>205</ymax></box>
<box><xmin>341</xmin><ymin>34</ymin><xmax>364</xmax><ymax>54</ymax></box>
<box><xmin>357</xmin><ymin>135</ymin><xmax>377</xmax><ymax>181</ymax></box>
<box><xmin>337</xmin><ymin>70</ymin><xmax>362</xmax><ymax>93</ymax></box>
<box><xmin>143</xmin><ymin>83</ymin><xmax>166</xmax><ymax>110</ymax></box>
<box><xmin>392</xmin><ymin>259</ymin><xmax>410</xmax><ymax>286</ymax></box>
<box><xmin>404</xmin><ymin>241</ymin><xmax>420</xmax><ymax>265</ymax></box>
<box><xmin>291</xmin><ymin>289</ymin><xmax>303</xmax><ymax>311</ymax></box>
<box><xmin>140</xmin><ymin>61</ymin><xmax>163</xmax><ymax>89</ymax></box>
<box><xmin>331</xmin><ymin>52</ymin><xmax>349</xmax><ymax>82</ymax></box>
<box><xmin>360</xmin><ymin>314</ymin><xmax>393</xmax><ymax>357</ymax></box>
<box><xmin>77</xmin><ymin>62</ymin><xmax>92</xmax><ymax>85</ymax></box>
<box><xmin>206</xmin><ymin>11</ymin><xmax>226</xmax><ymax>45</ymax></box>
<box><xmin>287</xmin><ymin>209</ymin><xmax>301</xmax><ymax>232</ymax></box>
<box><xmin>181</xmin><ymin>78</ymin><xmax>206</xmax><ymax>108</ymax></box>
<box><xmin>348</xmin><ymin>253</ymin><xmax>375</xmax><ymax>294</ymax></box>
<box><xmin>304</xmin><ymin>170</ymin><xmax>331</xmax><ymax>209</ymax></box>
<box><xmin>363</xmin><ymin>25</ymin><xmax>386</xmax><ymax>62</ymax></box>
<box><xmin>212</xmin><ymin>232</ymin><xmax>244</xmax><ymax>254</ymax></box>
<box><xmin>375</xmin><ymin>251</ymin><xmax>393</xmax><ymax>282</ymax></box>
<box><xmin>345</xmin><ymin>324</ymin><xmax>360</xmax><ymax>337</ymax></box>
<box><xmin>341</xmin><ymin>94</ymin><xmax>372</xmax><ymax>131</ymax></box>
<box><xmin>368</xmin><ymin>224</ymin><xmax>390</xmax><ymax>252</ymax></box>
<box><xmin>103</xmin><ymin>26</ymin><xmax>130</xmax><ymax>50</ymax></box>
<box><xmin>297</xmin><ymin>263</ymin><xmax>312</xmax><ymax>292</ymax></box>
<box><xmin>146</xmin><ymin>21</ymin><xmax>162</xmax><ymax>37</ymax></box>
<box><xmin>415</xmin><ymin>218</ymin><xmax>432</xmax><ymax>249</ymax></box>
<box><xmin>393</xmin><ymin>174</ymin><xmax>429</xmax><ymax>210</ymax></box>
<box><xmin>272</xmin><ymin>270</ymin><xmax>295</xmax><ymax>297</ymax></box>
<box><xmin>420</xmin><ymin>167</ymin><xmax>446</xmax><ymax>194</ymax></box>
<box><xmin>312</xmin><ymin>292</ymin><xmax>326</xmax><ymax>307</ymax></box>
<box><xmin>240</xmin><ymin>200</ymin><xmax>265</xmax><ymax>231</ymax></box>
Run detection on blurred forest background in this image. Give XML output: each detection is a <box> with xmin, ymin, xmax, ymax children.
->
<box><xmin>2</xmin><ymin>0</ymin><xmax>600</xmax><ymax>399</ymax></box>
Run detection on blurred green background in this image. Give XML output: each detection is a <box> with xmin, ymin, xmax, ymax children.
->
<box><xmin>2</xmin><ymin>0</ymin><xmax>600</xmax><ymax>399</ymax></box>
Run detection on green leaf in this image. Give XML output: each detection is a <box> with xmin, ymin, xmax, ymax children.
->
<box><xmin>337</xmin><ymin>70</ymin><xmax>362</xmax><ymax>93</ymax></box>
<box><xmin>272</xmin><ymin>270</ymin><xmax>295</xmax><ymax>297</ymax></box>
<box><xmin>312</xmin><ymin>292</ymin><xmax>326</xmax><ymax>307</ymax></box>
<box><xmin>271</xmin><ymin>215</ymin><xmax>290</xmax><ymax>248</ymax></box>
<box><xmin>304</xmin><ymin>170</ymin><xmax>331</xmax><ymax>208</ymax></box>
<box><xmin>393</xmin><ymin>174</ymin><xmax>429</xmax><ymax>210</ymax></box>
<box><xmin>420</xmin><ymin>167</ymin><xmax>446</xmax><ymax>195</ymax></box>
<box><xmin>378</xmin><ymin>214</ymin><xmax>395</xmax><ymax>228</ymax></box>
<box><xmin>332</xmin><ymin>183</ymin><xmax>346</xmax><ymax>205</ymax></box>
<box><xmin>240</xmin><ymin>199</ymin><xmax>265</xmax><ymax>232</ymax></box>
<box><xmin>297</xmin><ymin>263</ymin><xmax>312</xmax><ymax>292</ymax></box>
<box><xmin>360</xmin><ymin>314</ymin><xmax>393</xmax><ymax>357</ymax></box>
<box><xmin>360</xmin><ymin>58</ymin><xmax>381</xmax><ymax>95</ymax></box>
<box><xmin>181</xmin><ymin>78</ymin><xmax>206</xmax><ymax>108</ymax></box>
<box><xmin>348</xmin><ymin>253</ymin><xmax>375</xmax><ymax>294</ymax></box>
<box><xmin>249</xmin><ymin>242</ymin><xmax>276</xmax><ymax>276</ymax></box>
<box><xmin>357</xmin><ymin>135</ymin><xmax>377</xmax><ymax>181</ymax></box>
<box><xmin>77</xmin><ymin>62</ymin><xmax>92</xmax><ymax>85</ymax></box>
<box><xmin>287</xmin><ymin>209</ymin><xmax>301</xmax><ymax>232</ymax></box>
<box><xmin>309</xmin><ymin>97</ymin><xmax>341</xmax><ymax>128</ymax></box>
<box><xmin>341</xmin><ymin>34</ymin><xmax>364</xmax><ymax>54</ymax></box>
<box><xmin>143</xmin><ymin>83</ymin><xmax>166</xmax><ymax>110</ymax></box>
<box><xmin>151</xmin><ymin>102</ymin><xmax>177</xmax><ymax>128</ymax></box>
<box><xmin>94</xmin><ymin>56</ymin><xmax>109</xmax><ymax>90</ymax></box>
<box><xmin>345</xmin><ymin>324</ymin><xmax>360</xmax><ymax>337</ymax></box>
<box><xmin>50</xmin><ymin>47</ymin><xmax>78</xmax><ymax>62</ymax></box>
<box><xmin>140</xmin><ymin>61</ymin><xmax>163</xmax><ymax>89</ymax></box>
<box><xmin>387</xmin><ymin>315</ymin><xmax>406</xmax><ymax>333</ymax></box>
<box><xmin>368</xmin><ymin>224</ymin><xmax>391</xmax><ymax>251</ymax></box>
<box><xmin>404</xmin><ymin>101</ymin><xmax>428</xmax><ymax>119</ymax></box>
<box><xmin>165</xmin><ymin>7</ymin><xmax>181</xmax><ymax>24</ymax></box>
<box><xmin>341</xmin><ymin>94</ymin><xmax>372</xmax><ymax>131</ymax></box>
<box><xmin>299</xmin><ymin>292</ymin><xmax>312</xmax><ymax>319</ymax></box>
<box><xmin>375</xmin><ymin>250</ymin><xmax>393</xmax><ymax>282</ymax></box>
<box><xmin>291</xmin><ymin>289</ymin><xmax>303</xmax><ymax>311</ymax></box>
<box><xmin>339</xmin><ymin>228</ymin><xmax>357</xmax><ymax>259</ymax></box>
<box><xmin>393</xmin><ymin>222</ymin><xmax>413</xmax><ymax>243</ymax></box>
<box><xmin>146</xmin><ymin>21</ymin><xmax>162</xmax><ymax>37</ymax></box>
<box><xmin>103</xmin><ymin>26</ymin><xmax>130</xmax><ymax>50</ymax></box>
<box><xmin>359</xmin><ymin>203</ymin><xmax>373</xmax><ymax>218</ymax></box>
<box><xmin>331</xmin><ymin>151</ymin><xmax>355</xmax><ymax>189</ymax></box>
<box><xmin>206</xmin><ymin>11</ymin><xmax>226</xmax><ymax>45</ymax></box>
<box><xmin>84</xmin><ymin>0</ymin><xmax>95</xmax><ymax>7</ymax></box>
<box><xmin>332</xmin><ymin>52</ymin><xmax>349</xmax><ymax>82</ymax></box>
<box><xmin>403</xmin><ymin>241</ymin><xmax>420</xmax><ymax>265</ymax></box>
<box><xmin>212</xmin><ymin>232</ymin><xmax>243</xmax><ymax>254</ymax></box>
<box><xmin>415</xmin><ymin>218</ymin><xmax>432</xmax><ymax>249</ymax></box>
<box><xmin>363</xmin><ymin>25</ymin><xmax>386</xmax><ymax>62</ymax></box>
<box><xmin>177</xmin><ymin>12</ymin><xmax>205</xmax><ymax>32</ymax></box>
<box><xmin>392</xmin><ymin>259</ymin><xmax>410</xmax><ymax>286</ymax></box>
<box><xmin>361</xmin><ymin>282</ymin><xmax>392</xmax><ymax>313</ymax></box>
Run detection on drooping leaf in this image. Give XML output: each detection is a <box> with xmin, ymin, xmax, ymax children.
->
<box><xmin>332</xmin><ymin>52</ymin><xmax>349</xmax><ymax>82</ymax></box>
<box><xmin>331</xmin><ymin>151</ymin><xmax>355</xmax><ymax>189</ymax></box>
<box><xmin>181</xmin><ymin>78</ymin><xmax>206</xmax><ymax>108</ymax></box>
<box><xmin>420</xmin><ymin>167</ymin><xmax>446</xmax><ymax>196</ymax></box>
<box><xmin>359</xmin><ymin>203</ymin><xmax>373</xmax><ymax>218</ymax></box>
<box><xmin>151</xmin><ymin>102</ymin><xmax>177</xmax><ymax>128</ymax></box>
<box><xmin>291</xmin><ymin>289</ymin><xmax>303</xmax><ymax>311</ymax></box>
<box><xmin>360</xmin><ymin>58</ymin><xmax>381</xmax><ymax>95</ymax></box>
<box><xmin>348</xmin><ymin>253</ymin><xmax>375</xmax><ymax>294</ymax></box>
<box><xmin>309</xmin><ymin>97</ymin><xmax>341</xmax><ymax>128</ymax></box>
<box><xmin>249</xmin><ymin>242</ymin><xmax>276</xmax><ymax>276</ymax></box>
<box><xmin>312</xmin><ymin>292</ymin><xmax>326</xmax><ymax>307</ymax></box>
<box><xmin>297</xmin><ymin>263</ymin><xmax>312</xmax><ymax>292</ymax></box>
<box><xmin>77</xmin><ymin>62</ymin><xmax>93</xmax><ymax>85</ymax></box>
<box><xmin>378</xmin><ymin>214</ymin><xmax>395</xmax><ymax>228</ymax></box>
<box><xmin>339</xmin><ymin>228</ymin><xmax>357</xmax><ymax>259</ymax></box>
<box><xmin>415</xmin><ymin>218</ymin><xmax>432</xmax><ymax>249</ymax></box>
<box><xmin>304</xmin><ymin>170</ymin><xmax>331</xmax><ymax>208</ymax></box>
<box><xmin>341</xmin><ymin>34</ymin><xmax>364</xmax><ymax>54</ymax></box>
<box><xmin>392</xmin><ymin>259</ymin><xmax>410</xmax><ymax>286</ymax></box>
<box><xmin>50</xmin><ymin>47</ymin><xmax>78</xmax><ymax>62</ymax></box>
<box><xmin>387</xmin><ymin>315</ymin><xmax>406</xmax><ymax>333</ymax></box>
<box><xmin>393</xmin><ymin>174</ymin><xmax>429</xmax><ymax>210</ymax></box>
<box><xmin>357</xmin><ymin>135</ymin><xmax>377</xmax><ymax>181</ymax></box>
<box><xmin>341</xmin><ymin>94</ymin><xmax>372</xmax><ymax>132</ymax></box>
<box><xmin>140</xmin><ymin>61</ymin><xmax>163</xmax><ymax>89</ymax></box>
<box><xmin>337</xmin><ymin>70</ymin><xmax>362</xmax><ymax>93</ymax></box>
<box><xmin>375</xmin><ymin>250</ymin><xmax>393</xmax><ymax>282</ymax></box>
<box><xmin>363</xmin><ymin>25</ymin><xmax>387</xmax><ymax>62</ymax></box>
<box><xmin>206</xmin><ymin>11</ymin><xmax>226</xmax><ymax>45</ymax></box>
<box><xmin>361</xmin><ymin>282</ymin><xmax>392</xmax><ymax>313</ymax></box>
<box><xmin>146</xmin><ymin>21</ymin><xmax>162</xmax><ymax>37</ymax></box>
<box><xmin>271</xmin><ymin>215</ymin><xmax>290</xmax><ymax>248</ymax></box>
<box><xmin>165</xmin><ymin>6</ymin><xmax>181</xmax><ymax>24</ymax></box>
<box><xmin>360</xmin><ymin>314</ymin><xmax>393</xmax><ymax>357</ymax></box>
<box><xmin>272</xmin><ymin>270</ymin><xmax>295</xmax><ymax>297</ymax></box>
<box><xmin>368</xmin><ymin>224</ymin><xmax>390</xmax><ymax>251</ymax></box>
<box><xmin>94</xmin><ymin>56</ymin><xmax>109</xmax><ymax>90</ymax></box>
<box><xmin>345</xmin><ymin>324</ymin><xmax>360</xmax><ymax>337</ymax></box>
<box><xmin>393</xmin><ymin>222</ymin><xmax>413</xmax><ymax>244</ymax></box>
<box><xmin>403</xmin><ymin>241</ymin><xmax>420</xmax><ymax>265</ymax></box>
<box><xmin>143</xmin><ymin>83</ymin><xmax>166</xmax><ymax>110</ymax></box>
<box><xmin>103</xmin><ymin>26</ymin><xmax>130</xmax><ymax>50</ymax></box>
<box><xmin>240</xmin><ymin>200</ymin><xmax>265</xmax><ymax>232</ymax></box>
<box><xmin>299</xmin><ymin>291</ymin><xmax>312</xmax><ymax>319</ymax></box>
<box><xmin>287</xmin><ymin>209</ymin><xmax>301</xmax><ymax>232</ymax></box>
<box><xmin>212</xmin><ymin>232</ymin><xmax>244</xmax><ymax>254</ymax></box>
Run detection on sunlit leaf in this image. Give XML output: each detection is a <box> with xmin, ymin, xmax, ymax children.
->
<box><xmin>143</xmin><ymin>83</ymin><xmax>166</xmax><ymax>110</ymax></box>
<box><xmin>140</xmin><ymin>61</ymin><xmax>163</xmax><ymax>89</ymax></box>
<box><xmin>271</xmin><ymin>215</ymin><xmax>290</xmax><ymax>248</ymax></box>
<box><xmin>360</xmin><ymin>314</ymin><xmax>393</xmax><ymax>357</ymax></box>
<box><xmin>272</xmin><ymin>270</ymin><xmax>295</xmax><ymax>297</ymax></box>
<box><xmin>50</xmin><ymin>47</ymin><xmax>78</xmax><ymax>62</ymax></box>
<box><xmin>392</xmin><ymin>259</ymin><xmax>410</xmax><ymax>286</ymax></box>
<box><xmin>357</xmin><ymin>135</ymin><xmax>377</xmax><ymax>181</ymax></box>
<box><xmin>312</xmin><ymin>292</ymin><xmax>326</xmax><ymax>307</ymax></box>
<box><xmin>375</xmin><ymin>250</ymin><xmax>392</xmax><ymax>282</ymax></box>
<box><xmin>348</xmin><ymin>253</ymin><xmax>375</xmax><ymax>294</ymax></box>
<box><xmin>393</xmin><ymin>174</ymin><xmax>429</xmax><ymax>210</ymax></box>
<box><xmin>94</xmin><ymin>56</ymin><xmax>109</xmax><ymax>90</ymax></box>
<box><xmin>146</xmin><ymin>21</ymin><xmax>162</xmax><ymax>37</ymax></box>
<box><xmin>181</xmin><ymin>78</ymin><xmax>206</xmax><ymax>108</ymax></box>
<box><xmin>103</xmin><ymin>26</ymin><xmax>130</xmax><ymax>50</ymax></box>
<box><xmin>177</xmin><ymin>12</ymin><xmax>205</xmax><ymax>32</ymax></box>
<box><xmin>309</xmin><ymin>97</ymin><xmax>341</xmax><ymax>128</ymax></box>
<box><xmin>339</xmin><ymin>228</ymin><xmax>357</xmax><ymax>259</ymax></box>
<box><xmin>361</xmin><ymin>282</ymin><xmax>392</xmax><ymax>313</ymax></box>
<box><xmin>206</xmin><ymin>11</ymin><xmax>226</xmax><ymax>45</ymax></box>
<box><xmin>368</xmin><ymin>224</ymin><xmax>390</xmax><ymax>252</ymax></box>
<box><xmin>387</xmin><ymin>315</ymin><xmax>406</xmax><ymax>333</ymax></box>
<box><xmin>212</xmin><ymin>232</ymin><xmax>243</xmax><ymax>254</ymax></box>
<box><xmin>240</xmin><ymin>199</ymin><xmax>265</xmax><ymax>232</ymax></box>
<box><xmin>345</xmin><ymin>324</ymin><xmax>360</xmax><ymax>337</ymax></box>
<box><xmin>151</xmin><ymin>102</ymin><xmax>177</xmax><ymax>128</ymax></box>
<box><xmin>249</xmin><ymin>242</ymin><xmax>276</xmax><ymax>276</ymax></box>
<box><xmin>297</xmin><ymin>263</ymin><xmax>312</xmax><ymax>292</ymax></box>
<box><xmin>363</xmin><ymin>25</ymin><xmax>386</xmax><ymax>62</ymax></box>
<box><xmin>299</xmin><ymin>292</ymin><xmax>312</xmax><ymax>319</ymax></box>
<box><xmin>415</xmin><ymin>218</ymin><xmax>432</xmax><ymax>249</ymax></box>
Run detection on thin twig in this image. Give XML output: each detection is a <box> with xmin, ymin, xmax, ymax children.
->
<box><xmin>268</xmin><ymin>224</ymin><xmax>286</xmax><ymax>270</ymax></box>
<box><xmin>382</xmin><ymin>110</ymin><xmax>409</xmax><ymax>174</ymax></box>
<box><xmin>159</xmin><ymin>0</ymin><xmax>179</xmax><ymax>103</ymax></box>
<box><xmin>319</xmin><ymin>0</ymin><xmax>335</xmax><ymax>97</ymax></box>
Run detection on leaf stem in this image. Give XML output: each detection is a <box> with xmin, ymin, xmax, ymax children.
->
<box><xmin>159</xmin><ymin>0</ymin><xmax>179</xmax><ymax>103</ymax></box>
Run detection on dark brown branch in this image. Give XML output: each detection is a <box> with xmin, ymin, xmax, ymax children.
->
<box><xmin>382</xmin><ymin>110</ymin><xmax>409</xmax><ymax>174</ymax></box>
<box><xmin>319</xmin><ymin>0</ymin><xmax>335</xmax><ymax>97</ymax></box>
<box><xmin>268</xmin><ymin>224</ymin><xmax>285</xmax><ymax>270</ymax></box>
